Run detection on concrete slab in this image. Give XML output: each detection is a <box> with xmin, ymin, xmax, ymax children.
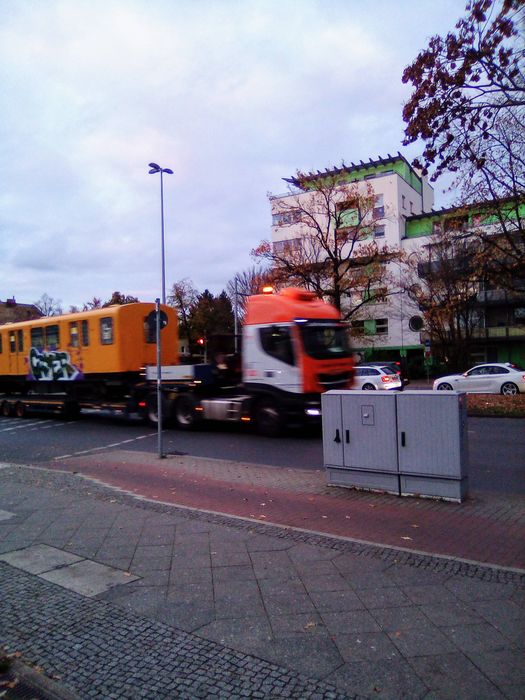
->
<box><xmin>0</xmin><ymin>544</ymin><xmax>83</xmax><ymax>574</ymax></box>
<box><xmin>0</xmin><ymin>509</ymin><xmax>14</xmax><ymax>522</ymax></box>
<box><xmin>40</xmin><ymin>559</ymin><xmax>139</xmax><ymax>597</ymax></box>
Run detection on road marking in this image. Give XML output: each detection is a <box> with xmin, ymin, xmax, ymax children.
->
<box><xmin>0</xmin><ymin>420</ymin><xmax>52</xmax><ymax>432</ymax></box>
<box><xmin>54</xmin><ymin>433</ymin><xmax>155</xmax><ymax>460</ymax></box>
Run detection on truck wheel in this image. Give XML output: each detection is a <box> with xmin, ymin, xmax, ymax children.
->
<box><xmin>173</xmin><ymin>394</ymin><xmax>200</xmax><ymax>431</ymax></box>
<box><xmin>2</xmin><ymin>401</ymin><xmax>13</xmax><ymax>417</ymax></box>
<box><xmin>14</xmin><ymin>402</ymin><xmax>26</xmax><ymax>418</ymax></box>
<box><xmin>146</xmin><ymin>394</ymin><xmax>169</xmax><ymax>427</ymax></box>
<box><xmin>255</xmin><ymin>398</ymin><xmax>283</xmax><ymax>437</ymax></box>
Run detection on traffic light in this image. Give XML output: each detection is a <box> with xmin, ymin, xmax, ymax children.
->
<box><xmin>197</xmin><ymin>337</ymin><xmax>205</xmax><ymax>346</ymax></box>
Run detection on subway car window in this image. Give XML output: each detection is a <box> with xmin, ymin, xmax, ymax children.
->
<box><xmin>81</xmin><ymin>320</ymin><xmax>89</xmax><ymax>346</ymax></box>
<box><xmin>45</xmin><ymin>325</ymin><xmax>60</xmax><ymax>349</ymax></box>
<box><xmin>70</xmin><ymin>322</ymin><xmax>79</xmax><ymax>347</ymax></box>
<box><xmin>31</xmin><ymin>327</ymin><xmax>44</xmax><ymax>349</ymax></box>
<box><xmin>17</xmin><ymin>330</ymin><xmax>24</xmax><ymax>352</ymax></box>
<box><xmin>0</xmin><ymin>333</ymin><xmax>3</xmax><ymax>354</ymax></box>
<box><xmin>9</xmin><ymin>332</ymin><xmax>16</xmax><ymax>353</ymax></box>
<box><xmin>100</xmin><ymin>317</ymin><xmax>114</xmax><ymax>345</ymax></box>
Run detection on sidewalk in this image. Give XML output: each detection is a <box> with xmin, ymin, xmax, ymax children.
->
<box><xmin>0</xmin><ymin>458</ymin><xmax>523</xmax><ymax>699</ymax></box>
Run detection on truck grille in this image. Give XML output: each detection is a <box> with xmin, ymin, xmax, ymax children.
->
<box><xmin>317</xmin><ymin>372</ymin><xmax>353</xmax><ymax>389</ymax></box>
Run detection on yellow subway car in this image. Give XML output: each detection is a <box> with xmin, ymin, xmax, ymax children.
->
<box><xmin>0</xmin><ymin>303</ymin><xmax>178</xmax><ymax>398</ymax></box>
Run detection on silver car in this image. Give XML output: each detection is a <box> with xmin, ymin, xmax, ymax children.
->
<box><xmin>433</xmin><ymin>363</ymin><xmax>525</xmax><ymax>395</ymax></box>
<box><xmin>354</xmin><ymin>365</ymin><xmax>403</xmax><ymax>390</ymax></box>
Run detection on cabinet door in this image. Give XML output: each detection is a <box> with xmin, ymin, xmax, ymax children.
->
<box><xmin>321</xmin><ymin>393</ymin><xmax>343</xmax><ymax>466</ymax></box>
<box><xmin>396</xmin><ymin>393</ymin><xmax>468</xmax><ymax>478</ymax></box>
<box><xmin>341</xmin><ymin>393</ymin><xmax>398</xmax><ymax>472</ymax></box>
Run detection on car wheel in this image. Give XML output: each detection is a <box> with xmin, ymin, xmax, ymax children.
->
<box><xmin>255</xmin><ymin>398</ymin><xmax>283</xmax><ymax>437</ymax></box>
<box><xmin>501</xmin><ymin>382</ymin><xmax>519</xmax><ymax>396</ymax></box>
<box><xmin>1</xmin><ymin>401</ymin><xmax>12</xmax><ymax>417</ymax></box>
<box><xmin>362</xmin><ymin>383</ymin><xmax>376</xmax><ymax>391</ymax></box>
<box><xmin>436</xmin><ymin>383</ymin><xmax>453</xmax><ymax>391</ymax></box>
<box><xmin>173</xmin><ymin>394</ymin><xmax>200</xmax><ymax>430</ymax></box>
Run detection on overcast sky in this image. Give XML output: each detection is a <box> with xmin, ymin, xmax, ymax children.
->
<box><xmin>1</xmin><ymin>0</ymin><xmax>465</xmax><ymax>309</ymax></box>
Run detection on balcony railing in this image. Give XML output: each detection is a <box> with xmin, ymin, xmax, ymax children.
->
<box><xmin>471</xmin><ymin>326</ymin><xmax>525</xmax><ymax>339</ymax></box>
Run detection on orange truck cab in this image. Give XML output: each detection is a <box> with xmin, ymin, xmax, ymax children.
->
<box><xmin>241</xmin><ymin>287</ymin><xmax>354</xmax><ymax>432</ymax></box>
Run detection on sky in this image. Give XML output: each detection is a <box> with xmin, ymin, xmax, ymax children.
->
<box><xmin>0</xmin><ymin>0</ymin><xmax>466</xmax><ymax>310</ymax></box>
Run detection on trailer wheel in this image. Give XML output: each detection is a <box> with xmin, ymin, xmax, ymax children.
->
<box><xmin>14</xmin><ymin>402</ymin><xmax>26</xmax><ymax>418</ymax></box>
<box><xmin>146</xmin><ymin>393</ymin><xmax>169</xmax><ymax>427</ymax></box>
<box><xmin>255</xmin><ymin>398</ymin><xmax>283</xmax><ymax>437</ymax></box>
<box><xmin>173</xmin><ymin>394</ymin><xmax>200</xmax><ymax>431</ymax></box>
<box><xmin>1</xmin><ymin>401</ymin><xmax>12</xmax><ymax>418</ymax></box>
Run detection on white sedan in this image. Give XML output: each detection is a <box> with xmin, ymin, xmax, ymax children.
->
<box><xmin>433</xmin><ymin>363</ymin><xmax>525</xmax><ymax>395</ymax></box>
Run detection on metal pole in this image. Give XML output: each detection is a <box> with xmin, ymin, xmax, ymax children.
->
<box><xmin>234</xmin><ymin>276</ymin><xmax>238</xmax><ymax>353</ymax></box>
<box><xmin>160</xmin><ymin>171</ymin><xmax>166</xmax><ymax>306</ymax></box>
<box><xmin>156</xmin><ymin>298</ymin><xmax>165</xmax><ymax>458</ymax></box>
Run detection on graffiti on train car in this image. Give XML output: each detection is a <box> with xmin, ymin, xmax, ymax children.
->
<box><xmin>28</xmin><ymin>347</ymin><xmax>82</xmax><ymax>381</ymax></box>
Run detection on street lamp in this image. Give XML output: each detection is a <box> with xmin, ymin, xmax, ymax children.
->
<box><xmin>148</xmin><ymin>162</ymin><xmax>173</xmax><ymax>305</ymax></box>
<box><xmin>148</xmin><ymin>162</ymin><xmax>172</xmax><ymax>460</ymax></box>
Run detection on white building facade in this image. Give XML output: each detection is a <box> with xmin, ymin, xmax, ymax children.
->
<box><xmin>269</xmin><ymin>154</ymin><xmax>434</xmax><ymax>371</ymax></box>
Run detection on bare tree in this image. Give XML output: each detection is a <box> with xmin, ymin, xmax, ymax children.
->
<box><xmin>33</xmin><ymin>293</ymin><xmax>63</xmax><ymax>316</ymax></box>
<box><xmin>226</xmin><ymin>266</ymin><xmax>275</xmax><ymax>323</ymax></box>
<box><xmin>253</xmin><ymin>175</ymin><xmax>401</xmax><ymax>320</ymax></box>
<box><xmin>403</xmin><ymin>0</ymin><xmax>525</xmax><ymax>290</ymax></box>
<box><xmin>167</xmin><ymin>278</ymin><xmax>199</xmax><ymax>348</ymax></box>
<box><xmin>402</xmin><ymin>226</ymin><xmax>484</xmax><ymax>370</ymax></box>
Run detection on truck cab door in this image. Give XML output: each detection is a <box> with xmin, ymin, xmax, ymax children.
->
<box><xmin>243</xmin><ymin>324</ymin><xmax>302</xmax><ymax>393</ymax></box>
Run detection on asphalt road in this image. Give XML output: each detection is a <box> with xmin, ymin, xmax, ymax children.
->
<box><xmin>0</xmin><ymin>411</ymin><xmax>523</xmax><ymax>495</ymax></box>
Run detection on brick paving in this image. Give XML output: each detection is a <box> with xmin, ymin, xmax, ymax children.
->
<box><xmin>43</xmin><ymin>449</ymin><xmax>525</xmax><ymax>570</ymax></box>
<box><xmin>0</xmin><ymin>464</ymin><xmax>523</xmax><ymax>699</ymax></box>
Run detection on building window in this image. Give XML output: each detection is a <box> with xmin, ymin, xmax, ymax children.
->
<box><xmin>69</xmin><ymin>322</ymin><xmax>79</xmax><ymax>348</ymax></box>
<box><xmin>402</xmin><ymin>195</ymin><xmax>406</xmax><ymax>209</ymax></box>
<box><xmin>364</xmin><ymin>174</ymin><xmax>376</xmax><ymax>180</ymax></box>
<box><xmin>273</xmin><ymin>238</ymin><xmax>302</xmax><ymax>254</ymax></box>
<box><xmin>45</xmin><ymin>325</ymin><xmax>60</xmax><ymax>349</ymax></box>
<box><xmin>351</xmin><ymin>320</ymin><xmax>365</xmax><ymax>336</ymax></box>
<box><xmin>432</xmin><ymin>221</ymin><xmax>442</xmax><ymax>235</ymax></box>
<box><xmin>373</xmin><ymin>194</ymin><xmax>384</xmax><ymax>219</ymax></box>
<box><xmin>100</xmin><ymin>317</ymin><xmax>114</xmax><ymax>345</ymax></box>
<box><xmin>272</xmin><ymin>211</ymin><xmax>301</xmax><ymax>226</ymax></box>
<box><xmin>81</xmin><ymin>320</ymin><xmax>89</xmax><ymax>346</ymax></box>
<box><xmin>373</xmin><ymin>225</ymin><xmax>385</xmax><ymax>238</ymax></box>
<box><xmin>409</xmin><ymin>201</ymin><xmax>414</xmax><ymax>213</ymax></box>
<box><xmin>376</xmin><ymin>318</ymin><xmax>388</xmax><ymax>335</ymax></box>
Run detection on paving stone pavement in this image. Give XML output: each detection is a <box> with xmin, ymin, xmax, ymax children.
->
<box><xmin>0</xmin><ymin>464</ymin><xmax>523</xmax><ymax>700</ymax></box>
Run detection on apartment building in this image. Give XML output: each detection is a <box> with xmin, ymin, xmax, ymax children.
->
<box><xmin>269</xmin><ymin>153</ymin><xmax>525</xmax><ymax>373</ymax></box>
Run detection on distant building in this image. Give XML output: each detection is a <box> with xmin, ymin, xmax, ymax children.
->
<box><xmin>0</xmin><ymin>298</ymin><xmax>43</xmax><ymax>324</ymax></box>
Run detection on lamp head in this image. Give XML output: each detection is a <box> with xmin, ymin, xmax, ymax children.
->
<box><xmin>148</xmin><ymin>162</ymin><xmax>160</xmax><ymax>174</ymax></box>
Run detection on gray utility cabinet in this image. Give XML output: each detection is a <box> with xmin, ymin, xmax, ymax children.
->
<box><xmin>322</xmin><ymin>390</ymin><xmax>469</xmax><ymax>502</ymax></box>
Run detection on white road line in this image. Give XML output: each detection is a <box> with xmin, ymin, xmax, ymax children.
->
<box><xmin>1</xmin><ymin>420</ymin><xmax>51</xmax><ymax>432</ymax></box>
<box><xmin>54</xmin><ymin>433</ymin><xmax>155</xmax><ymax>460</ymax></box>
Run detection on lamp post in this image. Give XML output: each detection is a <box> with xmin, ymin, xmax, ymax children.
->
<box><xmin>148</xmin><ymin>163</ymin><xmax>173</xmax><ymax>305</ymax></box>
<box><xmin>148</xmin><ymin>162</ymin><xmax>173</xmax><ymax>459</ymax></box>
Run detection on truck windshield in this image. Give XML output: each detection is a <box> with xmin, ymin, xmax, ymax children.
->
<box><xmin>298</xmin><ymin>321</ymin><xmax>352</xmax><ymax>360</ymax></box>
